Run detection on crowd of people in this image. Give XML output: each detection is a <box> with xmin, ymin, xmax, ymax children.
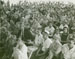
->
<box><xmin>0</xmin><ymin>0</ymin><xmax>75</xmax><ymax>59</ymax></box>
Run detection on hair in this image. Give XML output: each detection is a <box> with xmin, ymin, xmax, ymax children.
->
<box><xmin>63</xmin><ymin>27</ymin><xmax>69</xmax><ymax>34</ymax></box>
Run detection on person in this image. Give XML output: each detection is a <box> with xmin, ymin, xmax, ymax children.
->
<box><xmin>62</xmin><ymin>41</ymin><xmax>75</xmax><ymax>59</ymax></box>
<box><xmin>34</xmin><ymin>24</ymin><xmax>44</xmax><ymax>47</ymax></box>
<box><xmin>63</xmin><ymin>29</ymin><xmax>75</xmax><ymax>59</ymax></box>
<box><xmin>72</xmin><ymin>30</ymin><xmax>75</xmax><ymax>41</ymax></box>
<box><xmin>35</xmin><ymin>31</ymin><xmax>53</xmax><ymax>59</ymax></box>
<box><xmin>12</xmin><ymin>38</ymin><xmax>28</xmax><ymax>59</ymax></box>
<box><xmin>42</xmin><ymin>31</ymin><xmax>53</xmax><ymax>52</ymax></box>
<box><xmin>61</xmin><ymin>27</ymin><xmax>69</xmax><ymax>44</ymax></box>
<box><xmin>70</xmin><ymin>45</ymin><xmax>75</xmax><ymax>59</ymax></box>
<box><xmin>62</xmin><ymin>42</ymin><xmax>70</xmax><ymax>59</ymax></box>
<box><xmin>54</xmin><ymin>27</ymin><xmax>61</xmax><ymax>42</ymax></box>
<box><xmin>45</xmin><ymin>21</ymin><xmax>55</xmax><ymax>38</ymax></box>
<box><xmin>67</xmin><ymin>26</ymin><xmax>75</xmax><ymax>42</ymax></box>
<box><xmin>59</xmin><ymin>21</ymin><xmax>68</xmax><ymax>34</ymax></box>
<box><xmin>67</xmin><ymin>34</ymin><xmax>74</xmax><ymax>41</ymax></box>
<box><xmin>46</xmin><ymin>33</ymin><xmax>62</xmax><ymax>59</ymax></box>
<box><xmin>30</xmin><ymin>31</ymin><xmax>53</xmax><ymax>59</ymax></box>
<box><xmin>29</xmin><ymin>23</ymin><xmax>43</xmax><ymax>59</ymax></box>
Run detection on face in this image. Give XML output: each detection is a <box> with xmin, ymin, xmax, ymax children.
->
<box><xmin>63</xmin><ymin>28</ymin><xmax>68</xmax><ymax>33</ymax></box>
<box><xmin>56</xmin><ymin>30</ymin><xmax>59</xmax><ymax>34</ymax></box>
<box><xmin>36</xmin><ymin>29</ymin><xmax>41</xmax><ymax>35</ymax></box>
<box><xmin>73</xmin><ymin>32</ymin><xmax>75</xmax><ymax>38</ymax></box>
<box><xmin>49</xmin><ymin>23</ymin><xmax>52</xmax><ymax>27</ymax></box>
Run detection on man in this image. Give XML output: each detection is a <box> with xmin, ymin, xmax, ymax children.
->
<box><xmin>45</xmin><ymin>21</ymin><xmax>55</xmax><ymax>38</ymax></box>
<box><xmin>34</xmin><ymin>23</ymin><xmax>44</xmax><ymax>47</ymax></box>
<box><xmin>35</xmin><ymin>31</ymin><xmax>53</xmax><ymax>59</ymax></box>
<box><xmin>42</xmin><ymin>31</ymin><xmax>53</xmax><ymax>52</ymax></box>
<box><xmin>59</xmin><ymin>21</ymin><xmax>68</xmax><ymax>34</ymax></box>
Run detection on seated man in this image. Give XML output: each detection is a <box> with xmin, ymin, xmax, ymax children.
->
<box><xmin>35</xmin><ymin>31</ymin><xmax>53</xmax><ymax>59</ymax></box>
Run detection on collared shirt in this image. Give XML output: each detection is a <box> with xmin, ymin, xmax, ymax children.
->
<box><xmin>42</xmin><ymin>37</ymin><xmax>53</xmax><ymax>52</ymax></box>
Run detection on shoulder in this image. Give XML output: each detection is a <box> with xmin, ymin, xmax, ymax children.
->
<box><xmin>45</xmin><ymin>26</ymin><xmax>49</xmax><ymax>29</ymax></box>
<box><xmin>51</xmin><ymin>26</ymin><xmax>55</xmax><ymax>30</ymax></box>
<box><xmin>47</xmin><ymin>38</ymin><xmax>53</xmax><ymax>43</ymax></box>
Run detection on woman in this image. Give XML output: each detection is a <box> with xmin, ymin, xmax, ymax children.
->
<box><xmin>61</xmin><ymin>27</ymin><xmax>69</xmax><ymax>44</ymax></box>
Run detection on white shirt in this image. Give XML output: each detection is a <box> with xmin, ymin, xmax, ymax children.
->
<box><xmin>45</xmin><ymin>26</ymin><xmax>55</xmax><ymax>35</ymax></box>
<box><xmin>34</xmin><ymin>33</ymin><xmax>44</xmax><ymax>46</ymax></box>
<box><xmin>12</xmin><ymin>40</ymin><xmax>28</xmax><ymax>59</ymax></box>
<box><xmin>69</xmin><ymin>45</ymin><xmax>75</xmax><ymax>59</ymax></box>
<box><xmin>42</xmin><ymin>37</ymin><xmax>53</xmax><ymax>51</ymax></box>
<box><xmin>62</xmin><ymin>44</ymin><xmax>70</xmax><ymax>59</ymax></box>
<box><xmin>54</xmin><ymin>34</ymin><xmax>61</xmax><ymax>42</ymax></box>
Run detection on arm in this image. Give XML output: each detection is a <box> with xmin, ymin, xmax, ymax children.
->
<box><xmin>36</xmin><ymin>48</ymin><xmax>49</xmax><ymax>56</ymax></box>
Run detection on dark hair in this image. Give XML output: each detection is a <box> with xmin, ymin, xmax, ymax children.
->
<box><xmin>0</xmin><ymin>1</ymin><xmax>4</xmax><ymax>5</ymax></box>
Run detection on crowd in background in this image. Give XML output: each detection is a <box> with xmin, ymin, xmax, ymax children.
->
<box><xmin>0</xmin><ymin>0</ymin><xmax>75</xmax><ymax>59</ymax></box>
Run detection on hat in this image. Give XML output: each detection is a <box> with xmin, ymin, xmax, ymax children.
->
<box><xmin>44</xmin><ymin>30</ymin><xmax>50</xmax><ymax>35</ymax></box>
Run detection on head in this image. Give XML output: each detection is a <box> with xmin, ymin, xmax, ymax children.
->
<box><xmin>16</xmin><ymin>38</ymin><xmax>24</xmax><ymax>49</ymax></box>
<box><xmin>42</xmin><ymin>31</ymin><xmax>48</xmax><ymax>40</ymax></box>
<box><xmin>62</xmin><ymin>20</ymin><xmax>67</xmax><ymax>26</ymax></box>
<box><xmin>48</xmin><ymin>22</ymin><xmax>52</xmax><ymax>28</ymax></box>
<box><xmin>55</xmin><ymin>27</ymin><xmax>59</xmax><ymax>34</ymax></box>
<box><xmin>63</xmin><ymin>27</ymin><xmax>68</xmax><ymax>33</ymax></box>
<box><xmin>36</xmin><ymin>28</ymin><xmax>42</xmax><ymax>34</ymax></box>
<box><xmin>68</xmin><ymin>41</ymin><xmax>74</xmax><ymax>48</ymax></box>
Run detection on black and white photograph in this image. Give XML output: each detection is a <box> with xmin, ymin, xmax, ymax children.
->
<box><xmin>0</xmin><ymin>0</ymin><xmax>75</xmax><ymax>59</ymax></box>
